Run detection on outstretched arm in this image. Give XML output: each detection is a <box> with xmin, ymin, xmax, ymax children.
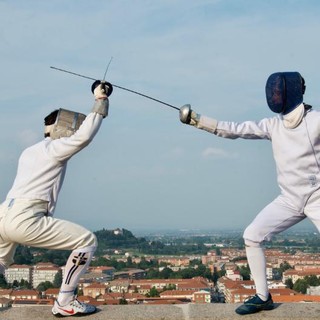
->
<box><xmin>179</xmin><ymin>104</ymin><xmax>271</xmax><ymax>140</ymax></box>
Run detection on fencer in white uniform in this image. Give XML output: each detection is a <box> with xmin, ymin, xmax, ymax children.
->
<box><xmin>180</xmin><ymin>72</ymin><xmax>318</xmax><ymax>315</ymax></box>
<box><xmin>0</xmin><ymin>82</ymin><xmax>111</xmax><ymax>317</ymax></box>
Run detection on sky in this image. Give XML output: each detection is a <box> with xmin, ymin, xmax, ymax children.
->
<box><xmin>1</xmin><ymin>0</ymin><xmax>320</xmax><ymax>234</ymax></box>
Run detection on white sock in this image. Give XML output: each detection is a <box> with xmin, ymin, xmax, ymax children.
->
<box><xmin>57</xmin><ymin>246</ymin><xmax>95</xmax><ymax>306</ymax></box>
<box><xmin>245</xmin><ymin>241</ymin><xmax>269</xmax><ymax>301</ymax></box>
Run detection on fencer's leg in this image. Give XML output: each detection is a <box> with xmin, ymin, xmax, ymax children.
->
<box><xmin>304</xmin><ymin>188</ymin><xmax>320</xmax><ymax>233</ymax></box>
<box><xmin>0</xmin><ymin>200</ymin><xmax>98</xmax><ymax>307</ymax></box>
<box><xmin>0</xmin><ymin>201</ymin><xmax>19</xmax><ymax>273</ymax></box>
<box><xmin>243</xmin><ymin>196</ymin><xmax>305</xmax><ymax>302</ymax></box>
<box><xmin>0</xmin><ymin>242</ymin><xmax>18</xmax><ymax>271</ymax></box>
<box><xmin>57</xmin><ymin>244</ymin><xmax>96</xmax><ymax>306</ymax></box>
<box><xmin>244</xmin><ymin>239</ymin><xmax>268</xmax><ymax>300</ymax></box>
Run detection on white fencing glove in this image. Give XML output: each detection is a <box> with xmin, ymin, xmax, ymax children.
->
<box><xmin>91</xmin><ymin>82</ymin><xmax>110</xmax><ymax>118</ymax></box>
<box><xmin>94</xmin><ymin>84</ymin><xmax>108</xmax><ymax>99</ymax></box>
<box><xmin>179</xmin><ymin>104</ymin><xmax>200</xmax><ymax>126</ymax></box>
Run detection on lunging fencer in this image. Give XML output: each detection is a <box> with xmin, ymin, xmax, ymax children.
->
<box><xmin>179</xmin><ymin>72</ymin><xmax>319</xmax><ymax>315</ymax></box>
<box><xmin>0</xmin><ymin>82</ymin><xmax>111</xmax><ymax>317</ymax></box>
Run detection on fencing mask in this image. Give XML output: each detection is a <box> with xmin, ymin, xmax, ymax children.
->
<box><xmin>44</xmin><ymin>108</ymin><xmax>86</xmax><ymax>140</ymax></box>
<box><xmin>265</xmin><ymin>72</ymin><xmax>305</xmax><ymax>115</ymax></box>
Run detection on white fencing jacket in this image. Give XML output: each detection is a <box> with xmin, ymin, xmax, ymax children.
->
<box><xmin>6</xmin><ymin>112</ymin><xmax>103</xmax><ymax>215</ymax></box>
<box><xmin>196</xmin><ymin>107</ymin><xmax>320</xmax><ymax>211</ymax></box>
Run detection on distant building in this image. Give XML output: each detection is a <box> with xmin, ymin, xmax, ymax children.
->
<box><xmin>217</xmin><ymin>276</ymin><xmax>300</xmax><ymax>303</ymax></box>
<box><xmin>114</xmin><ymin>269</ymin><xmax>146</xmax><ymax>280</ymax></box>
<box><xmin>130</xmin><ymin>277</ymin><xmax>211</xmax><ymax>292</ymax></box>
<box><xmin>0</xmin><ymin>289</ymin><xmax>13</xmax><ymax>299</ymax></box>
<box><xmin>230</xmin><ymin>287</ymin><xmax>296</xmax><ymax>303</ymax></box>
<box><xmin>11</xmin><ymin>289</ymin><xmax>40</xmax><ymax>301</ymax></box>
<box><xmin>44</xmin><ymin>288</ymin><xmax>59</xmax><ymax>300</ymax></box>
<box><xmin>220</xmin><ymin>248</ymin><xmax>246</xmax><ymax>259</ymax></box>
<box><xmin>158</xmin><ymin>257</ymin><xmax>190</xmax><ymax>267</ymax></box>
<box><xmin>201</xmin><ymin>254</ymin><xmax>217</xmax><ymax>265</ymax></box>
<box><xmin>307</xmin><ymin>285</ymin><xmax>320</xmax><ymax>296</ymax></box>
<box><xmin>4</xmin><ymin>264</ymin><xmax>32</xmax><ymax>285</ymax></box>
<box><xmin>283</xmin><ymin>268</ymin><xmax>320</xmax><ymax>284</ymax></box>
<box><xmin>83</xmin><ymin>282</ymin><xmax>108</xmax><ymax>298</ymax></box>
<box><xmin>82</xmin><ymin>266</ymin><xmax>115</xmax><ymax>282</ymax></box>
<box><xmin>0</xmin><ymin>297</ymin><xmax>12</xmax><ymax>309</ymax></box>
<box><xmin>267</xmin><ymin>280</ymin><xmax>286</xmax><ymax>289</ymax></box>
<box><xmin>109</xmin><ymin>279</ymin><xmax>131</xmax><ymax>293</ymax></box>
<box><xmin>113</xmin><ymin>228</ymin><xmax>123</xmax><ymax>235</ymax></box>
<box><xmin>266</xmin><ymin>264</ymin><xmax>273</xmax><ymax>280</ymax></box>
<box><xmin>225</xmin><ymin>269</ymin><xmax>242</xmax><ymax>281</ymax></box>
<box><xmin>159</xmin><ymin>265</ymin><xmax>188</xmax><ymax>272</ymax></box>
<box><xmin>234</xmin><ymin>260</ymin><xmax>248</xmax><ymax>268</ymax></box>
<box><xmin>193</xmin><ymin>290</ymin><xmax>211</xmax><ymax>303</ymax></box>
<box><xmin>97</xmin><ymin>292</ymin><xmax>145</xmax><ymax>305</ymax></box>
<box><xmin>160</xmin><ymin>290</ymin><xmax>195</xmax><ymax>301</ymax></box>
<box><xmin>91</xmin><ymin>266</ymin><xmax>114</xmax><ymax>279</ymax></box>
<box><xmin>224</xmin><ymin>262</ymin><xmax>237</xmax><ymax>271</ymax></box>
<box><xmin>32</xmin><ymin>263</ymin><xmax>61</xmax><ymax>289</ymax></box>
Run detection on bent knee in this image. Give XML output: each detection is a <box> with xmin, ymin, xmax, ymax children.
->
<box><xmin>243</xmin><ymin>224</ymin><xmax>264</xmax><ymax>245</ymax></box>
<box><xmin>78</xmin><ymin>231</ymin><xmax>97</xmax><ymax>248</ymax></box>
<box><xmin>244</xmin><ymin>238</ymin><xmax>262</xmax><ymax>248</ymax></box>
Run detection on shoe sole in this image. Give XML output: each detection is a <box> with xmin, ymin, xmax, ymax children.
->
<box><xmin>52</xmin><ymin>310</ymin><xmax>97</xmax><ymax>317</ymax></box>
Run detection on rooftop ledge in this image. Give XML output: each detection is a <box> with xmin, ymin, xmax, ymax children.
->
<box><xmin>1</xmin><ymin>303</ymin><xmax>320</xmax><ymax>320</ymax></box>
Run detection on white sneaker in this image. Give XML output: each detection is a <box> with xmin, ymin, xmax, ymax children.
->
<box><xmin>52</xmin><ymin>298</ymin><xmax>97</xmax><ymax>317</ymax></box>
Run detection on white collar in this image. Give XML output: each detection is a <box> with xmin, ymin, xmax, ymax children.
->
<box><xmin>282</xmin><ymin>103</ymin><xmax>305</xmax><ymax>129</ymax></box>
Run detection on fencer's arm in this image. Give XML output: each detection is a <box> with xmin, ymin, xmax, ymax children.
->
<box><xmin>179</xmin><ymin>104</ymin><xmax>271</xmax><ymax>139</ymax></box>
<box><xmin>46</xmin><ymin>84</ymin><xmax>110</xmax><ymax>162</ymax></box>
<box><xmin>179</xmin><ymin>104</ymin><xmax>217</xmax><ymax>133</ymax></box>
<box><xmin>46</xmin><ymin>114</ymin><xmax>103</xmax><ymax>162</ymax></box>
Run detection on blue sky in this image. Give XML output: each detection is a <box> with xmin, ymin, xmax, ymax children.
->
<box><xmin>1</xmin><ymin>0</ymin><xmax>320</xmax><ymax>233</ymax></box>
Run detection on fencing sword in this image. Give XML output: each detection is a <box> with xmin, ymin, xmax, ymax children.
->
<box><xmin>49</xmin><ymin>66</ymin><xmax>180</xmax><ymax>111</ymax></box>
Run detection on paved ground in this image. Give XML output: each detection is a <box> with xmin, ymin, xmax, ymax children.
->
<box><xmin>1</xmin><ymin>303</ymin><xmax>320</xmax><ymax>319</ymax></box>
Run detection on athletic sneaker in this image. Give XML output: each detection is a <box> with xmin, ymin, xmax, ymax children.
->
<box><xmin>235</xmin><ymin>293</ymin><xmax>274</xmax><ymax>315</ymax></box>
<box><xmin>52</xmin><ymin>298</ymin><xmax>97</xmax><ymax>317</ymax></box>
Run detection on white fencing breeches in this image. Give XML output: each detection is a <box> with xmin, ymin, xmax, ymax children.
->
<box><xmin>243</xmin><ymin>195</ymin><xmax>306</xmax><ymax>244</ymax></box>
<box><xmin>0</xmin><ymin>199</ymin><xmax>97</xmax><ymax>268</ymax></box>
<box><xmin>243</xmin><ymin>189</ymin><xmax>320</xmax><ymax>299</ymax></box>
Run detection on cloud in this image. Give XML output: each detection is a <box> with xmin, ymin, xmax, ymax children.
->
<box><xmin>162</xmin><ymin>147</ymin><xmax>185</xmax><ymax>160</ymax></box>
<box><xmin>202</xmin><ymin>147</ymin><xmax>238</xmax><ymax>159</ymax></box>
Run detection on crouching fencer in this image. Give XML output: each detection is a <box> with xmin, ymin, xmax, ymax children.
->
<box><xmin>180</xmin><ymin>72</ymin><xmax>320</xmax><ymax>315</ymax></box>
<box><xmin>0</xmin><ymin>82</ymin><xmax>111</xmax><ymax>317</ymax></box>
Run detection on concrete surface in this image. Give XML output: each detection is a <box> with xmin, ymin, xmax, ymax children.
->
<box><xmin>1</xmin><ymin>303</ymin><xmax>320</xmax><ymax>319</ymax></box>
